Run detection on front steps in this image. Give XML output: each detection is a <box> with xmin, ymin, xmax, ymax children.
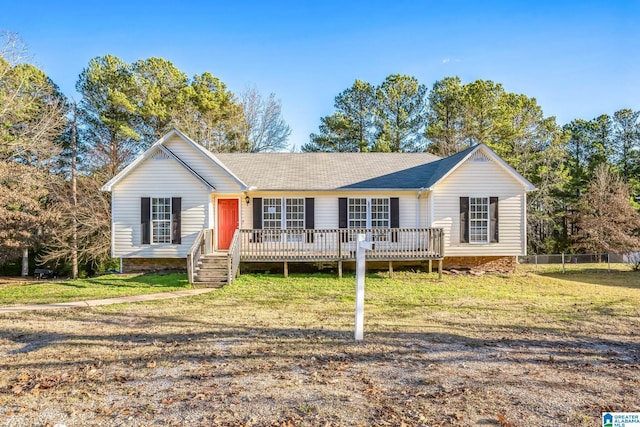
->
<box><xmin>193</xmin><ymin>252</ymin><xmax>229</xmax><ymax>288</ymax></box>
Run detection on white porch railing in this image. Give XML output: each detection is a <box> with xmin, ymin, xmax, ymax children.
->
<box><xmin>227</xmin><ymin>229</ymin><xmax>242</xmax><ymax>283</ymax></box>
<box><xmin>188</xmin><ymin>227</ymin><xmax>444</xmax><ymax>284</ymax></box>
<box><xmin>186</xmin><ymin>228</ymin><xmax>214</xmax><ymax>284</ymax></box>
<box><xmin>237</xmin><ymin>228</ymin><xmax>444</xmax><ymax>262</ymax></box>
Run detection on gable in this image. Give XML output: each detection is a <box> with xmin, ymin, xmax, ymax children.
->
<box><xmin>101</xmin><ymin>130</ymin><xmax>244</xmax><ymax>193</ymax></box>
<box><xmin>114</xmin><ymin>148</ymin><xmax>213</xmax><ymax>192</ymax></box>
<box><xmin>425</xmin><ymin>145</ymin><xmax>535</xmax><ymax>191</ymax></box>
<box><xmin>162</xmin><ymin>133</ymin><xmax>244</xmax><ymax>193</ymax></box>
<box><xmin>438</xmin><ymin>153</ymin><xmax>525</xmax><ymax>192</ymax></box>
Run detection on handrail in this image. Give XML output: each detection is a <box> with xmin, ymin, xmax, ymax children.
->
<box><xmin>187</xmin><ymin>228</ymin><xmax>214</xmax><ymax>284</ymax></box>
<box><xmin>187</xmin><ymin>229</ymin><xmax>205</xmax><ymax>284</ymax></box>
<box><xmin>227</xmin><ymin>229</ymin><xmax>242</xmax><ymax>283</ymax></box>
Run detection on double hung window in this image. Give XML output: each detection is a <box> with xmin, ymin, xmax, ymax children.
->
<box><xmin>460</xmin><ymin>196</ymin><xmax>497</xmax><ymax>244</ymax></box>
<box><xmin>347</xmin><ymin>198</ymin><xmax>390</xmax><ymax>230</ymax></box>
<box><xmin>469</xmin><ymin>197</ymin><xmax>489</xmax><ymax>243</ymax></box>
<box><xmin>151</xmin><ymin>197</ymin><xmax>172</xmax><ymax>243</ymax></box>
<box><xmin>347</xmin><ymin>197</ymin><xmax>391</xmax><ymax>241</ymax></box>
<box><xmin>263</xmin><ymin>197</ymin><xmax>305</xmax><ymax>241</ymax></box>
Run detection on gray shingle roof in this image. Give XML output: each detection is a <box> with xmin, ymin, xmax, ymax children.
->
<box><xmin>214</xmin><ymin>151</ymin><xmax>467</xmax><ymax>190</ymax></box>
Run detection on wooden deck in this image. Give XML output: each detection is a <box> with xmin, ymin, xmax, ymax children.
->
<box><xmin>237</xmin><ymin>228</ymin><xmax>444</xmax><ymax>261</ymax></box>
<box><xmin>188</xmin><ymin>228</ymin><xmax>445</xmax><ymax>284</ymax></box>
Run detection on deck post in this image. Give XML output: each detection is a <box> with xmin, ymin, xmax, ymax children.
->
<box><xmin>428</xmin><ymin>259</ymin><xmax>432</xmax><ymax>274</ymax></box>
<box><xmin>284</xmin><ymin>261</ymin><xmax>288</xmax><ymax>278</ymax></box>
<box><xmin>338</xmin><ymin>260</ymin><xmax>342</xmax><ymax>278</ymax></box>
<box><xmin>388</xmin><ymin>261</ymin><xmax>393</xmax><ymax>278</ymax></box>
<box><xmin>438</xmin><ymin>259</ymin><xmax>443</xmax><ymax>280</ymax></box>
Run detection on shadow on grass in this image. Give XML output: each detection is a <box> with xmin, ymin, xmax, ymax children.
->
<box><xmin>123</xmin><ymin>273</ymin><xmax>189</xmax><ymax>288</ymax></box>
<box><xmin>537</xmin><ymin>269</ymin><xmax>640</xmax><ymax>290</ymax></box>
<box><xmin>44</xmin><ymin>273</ymin><xmax>188</xmax><ymax>290</ymax></box>
<box><xmin>3</xmin><ymin>309</ymin><xmax>639</xmax><ymax>370</ymax></box>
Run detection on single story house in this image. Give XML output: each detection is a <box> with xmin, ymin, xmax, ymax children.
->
<box><xmin>101</xmin><ymin>130</ymin><xmax>535</xmax><ymax>285</ymax></box>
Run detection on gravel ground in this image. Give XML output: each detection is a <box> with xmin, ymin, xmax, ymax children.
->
<box><xmin>0</xmin><ymin>292</ymin><xmax>638</xmax><ymax>426</ymax></box>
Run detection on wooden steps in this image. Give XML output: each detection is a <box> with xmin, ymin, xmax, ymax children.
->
<box><xmin>193</xmin><ymin>252</ymin><xmax>229</xmax><ymax>287</ymax></box>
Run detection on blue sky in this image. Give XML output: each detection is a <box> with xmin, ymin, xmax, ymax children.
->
<box><xmin>2</xmin><ymin>1</ymin><xmax>638</xmax><ymax>149</ymax></box>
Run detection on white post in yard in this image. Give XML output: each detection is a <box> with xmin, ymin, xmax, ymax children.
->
<box><xmin>355</xmin><ymin>234</ymin><xmax>372</xmax><ymax>341</ymax></box>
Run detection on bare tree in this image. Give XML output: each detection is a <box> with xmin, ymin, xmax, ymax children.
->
<box><xmin>240</xmin><ymin>86</ymin><xmax>291</xmax><ymax>152</ymax></box>
<box><xmin>0</xmin><ymin>32</ymin><xmax>67</xmax><ymax>274</ymax></box>
<box><xmin>572</xmin><ymin>164</ymin><xmax>640</xmax><ymax>253</ymax></box>
<box><xmin>39</xmin><ymin>175</ymin><xmax>112</xmax><ymax>272</ymax></box>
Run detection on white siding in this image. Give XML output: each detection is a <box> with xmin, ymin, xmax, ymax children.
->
<box><xmin>164</xmin><ymin>135</ymin><xmax>243</xmax><ymax>193</ymax></box>
<box><xmin>112</xmin><ymin>154</ymin><xmax>210</xmax><ymax>258</ymax></box>
<box><xmin>432</xmin><ymin>157</ymin><xmax>526</xmax><ymax>256</ymax></box>
<box><xmin>242</xmin><ymin>191</ymin><xmax>425</xmax><ymax>230</ymax></box>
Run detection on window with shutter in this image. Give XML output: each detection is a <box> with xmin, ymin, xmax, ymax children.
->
<box><xmin>460</xmin><ymin>196</ymin><xmax>499</xmax><ymax>244</ymax></box>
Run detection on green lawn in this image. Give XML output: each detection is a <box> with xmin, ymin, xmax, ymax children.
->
<box><xmin>2</xmin><ymin>265</ymin><xmax>639</xmax><ymax>323</ymax></box>
<box><xmin>0</xmin><ymin>273</ymin><xmax>190</xmax><ymax>305</ymax></box>
<box><xmin>194</xmin><ymin>265</ymin><xmax>640</xmax><ymax>334</ymax></box>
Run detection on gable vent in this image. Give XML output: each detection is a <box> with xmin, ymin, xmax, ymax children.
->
<box><xmin>150</xmin><ymin>150</ymin><xmax>170</xmax><ymax>161</ymax></box>
<box><xmin>469</xmin><ymin>150</ymin><xmax>491</xmax><ymax>162</ymax></box>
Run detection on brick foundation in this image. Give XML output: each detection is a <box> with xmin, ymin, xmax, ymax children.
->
<box><xmin>121</xmin><ymin>258</ymin><xmax>187</xmax><ymax>273</ymax></box>
<box><xmin>442</xmin><ymin>256</ymin><xmax>517</xmax><ymax>272</ymax></box>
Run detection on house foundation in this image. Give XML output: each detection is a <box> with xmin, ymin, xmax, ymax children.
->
<box><xmin>442</xmin><ymin>256</ymin><xmax>517</xmax><ymax>272</ymax></box>
<box><xmin>121</xmin><ymin>258</ymin><xmax>186</xmax><ymax>273</ymax></box>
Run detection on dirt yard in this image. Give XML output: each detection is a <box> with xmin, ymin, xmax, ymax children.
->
<box><xmin>0</xmin><ymin>271</ymin><xmax>638</xmax><ymax>426</ymax></box>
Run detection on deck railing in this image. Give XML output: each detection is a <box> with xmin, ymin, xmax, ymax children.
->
<box><xmin>186</xmin><ymin>228</ymin><xmax>214</xmax><ymax>283</ymax></box>
<box><xmin>227</xmin><ymin>229</ymin><xmax>242</xmax><ymax>283</ymax></box>
<box><xmin>237</xmin><ymin>228</ymin><xmax>444</xmax><ymax>262</ymax></box>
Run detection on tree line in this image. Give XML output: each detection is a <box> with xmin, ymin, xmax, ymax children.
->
<box><xmin>1</xmin><ymin>31</ymin><xmax>639</xmax><ymax>277</ymax></box>
<box><xmin>306</xmin><ymin>75</ymin><xmax>640</xmax><ymax>255</ymax></box>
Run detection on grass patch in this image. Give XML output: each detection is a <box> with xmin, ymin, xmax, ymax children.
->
<box><xmin>195</xmin><ymin>268</ymin><xmax>640</xmax><ymax>334</ymax></box>
<box><xmin>0</xmin><ymin>273</ymin><xmax>190</xmax><ymax>305</ymax></box>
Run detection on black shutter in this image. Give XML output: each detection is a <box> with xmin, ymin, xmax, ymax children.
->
<box><xmin>338</xmin><ymin>197</ymin><xmax>348</xmax><ymax>242</ymax></box>
<box><xmin>390</xmin><ymin>197</ymin><xmax>399</xmax><ymax>242</ymax></box>
<box><xmin>141</xmin><ymin>197</ymin><xmax>150</xmax><ymax>245</ymax></box>
<box><xmin>171</xmin><ymin>197</ymin><xmax>181</xmax><ymax>244</ymax></box>
<box><xmin>252</xmin><ymin>197</ymin><xmax>262</xmax><ymax>242</ymax></box>
<box><xmin>305</xmin><ymin>198</ymin><xmax>315</xmax><ymax>243</ymax></box>
<box><xmin>338</xmin><ymin>198</ymin><xmax>348</xmax><ymax>228</ymax></box>
<box><xmin>460</xmin><ymin>197</ymin><xmax>469</xmax><ymax>243</ymax></box>
<box><xmin>490</xmin><ymin>197</ymin><xmax>499</xmax><ymax>243</ymax></box>
<box><xmin>253</xmin><ymin>198</ymin><xmax>263</xmax><ymax>229</ymax></box>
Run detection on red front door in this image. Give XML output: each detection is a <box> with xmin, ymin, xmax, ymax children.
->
<box><xmin>217</xmin><ymin>199</ymin><xmax>239</xmax><ymax>250</ymax></box>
